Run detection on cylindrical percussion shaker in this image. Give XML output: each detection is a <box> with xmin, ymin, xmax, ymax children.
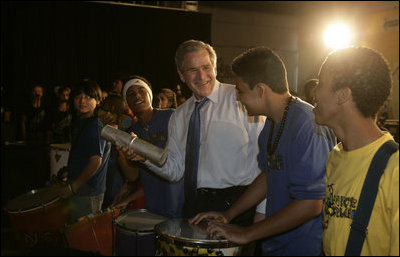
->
<box><xmin>101</xmin><ymin>125</ymin><xmax>167</xmax><ymax>166</ymax></box>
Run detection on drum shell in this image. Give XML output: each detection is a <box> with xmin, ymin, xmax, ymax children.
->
<box><xmin>115</xmin><ymin>230</ymin><xmax>155</xmax><ymax>256</ymax></box>
<box><xmin>114</xmin><ymin>209</ymin><xmax>167</xmax><ymax>256</ymax></box>
<box><xmin>64</xmin><ymin>208</ymin><xmax>120</xmax><ymax>256</ymax></box>
<box><xmin>4</xmin><ymin>187</ymin><xmax>70</xmax><ymax>248</ymax></box>
<box><xmin>7</xmin><ymin>198</ymin><xmax>69</xmax><ymax>233</ymax></box>
<box><xmin>5</xmin><ymin>187</ymin><xmax>70</xmax><ymax>233</ymax></box>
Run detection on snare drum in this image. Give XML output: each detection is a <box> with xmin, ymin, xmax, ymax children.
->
<box><xmin>4</xmin><ymin>186</ymin><xmax>69</xmax><ymax>248</ymax></box>
<box><xmin>114</xmin><ymin>209</ymin><xmax>167</xmax><ymax>256</ymax></box>
<box><xmin>49</xmin><ymin>143</ymin><xmax>70</xmax><ymax>181</ymax></box>
<box><xmin>155</xmin><ymin>219</ymin><xmax>242</xmax><ymax>256</ymax></box>
<box><xmin>64</xmin><ymin>208</ymin><xmax>120</xmax><ymax>256</ymax></box>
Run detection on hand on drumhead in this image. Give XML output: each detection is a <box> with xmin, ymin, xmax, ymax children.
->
<box><xmin>207</xmin><ymin>222</ymin><xmax>249</xmax><ymax>245</ymax></box>
<box><xmin>189</xmin><ymin>211</ymin><xmax>228</xmax><ymax>225</ymax></box>
<box><xmin>188</xmin><ymin>221</ymin><xmax>208</xmax><ymax>236</ymax></box>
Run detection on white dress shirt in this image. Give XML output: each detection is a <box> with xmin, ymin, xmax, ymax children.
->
<box><xmin>145</xmin><ymin>81</ymin><xmax>265</xmax><ymax>189</ymax></box>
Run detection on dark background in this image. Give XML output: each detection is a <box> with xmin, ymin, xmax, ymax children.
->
<box><xmin>1</xmin><ymin>1</ymin><xmax>210</xmax><ymax>235</ymax></box>
<box><xmin>1</xmin><ymin>1</ymin><xmax>211</xmax><ymax>111</ymax></box>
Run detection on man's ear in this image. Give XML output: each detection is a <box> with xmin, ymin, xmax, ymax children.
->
<box><xmin>177</xmin><ymin>68</ymin><xmax>185</xmax><ymax>83</ymax></box>
<box><xmin>255</xmin><ymin>83</ymin><xmax>267</xmax><ymax>98</ymax></box>
<box><xmin>337</xmin><ymin>87</ymin><xmax>352</xmax><ymax>105</ymax></box>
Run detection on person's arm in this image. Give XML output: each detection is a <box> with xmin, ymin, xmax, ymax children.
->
<box><xmin>59</xmin><ymin>155</ymin><xmax>102</xmax><ymax>198</ymax></box>
<box><xmin>117</xmin><ymin>112</ymin><xmax>185</xmax><ymax>182</ymax></box>
<box><xmin>116</xmin><ymin>147</ymin><xmax>140</xmax><ymax>182</ymax></box>
<box><xmin>224</xmin><ymin>172</ymin><xmax>268</xmax><ymax>222</ymax></box>
<box><xmin>71</xmin><ymin>155</ymin><xmax>102</xmax><ymax>190</ymax></box>
<box><xmin>208</xmin><ymin>198</ymin><xmax>323</xmax><ymax>245</ymax></box>
<box><xmin>113</xmin><ymin>186</ymin><xmax>145</xmax><ymax>209</ymax></box>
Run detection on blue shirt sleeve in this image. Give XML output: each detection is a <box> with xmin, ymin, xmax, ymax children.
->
<box><xmin>286</xmin><ymin>118</ymin><xmax>330</xmax><ymax>200</ymax></box>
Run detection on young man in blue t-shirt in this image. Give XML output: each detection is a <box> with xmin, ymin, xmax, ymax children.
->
<box><xmin>191</xmin><ymin>47</ymin><xmax>336</xmax><ymax>255</ymax></box>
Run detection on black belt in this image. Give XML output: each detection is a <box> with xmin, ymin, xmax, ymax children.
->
<box><xmin>197</xmin><ymin>186</ymin><xmax>248</xmax><ymax>196</ymax></box>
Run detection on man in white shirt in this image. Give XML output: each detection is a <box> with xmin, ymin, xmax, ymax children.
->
<box><xmin>119</xmin><ymin>40</ymin><xmax>265</xmax><ymax>225</ymax></box>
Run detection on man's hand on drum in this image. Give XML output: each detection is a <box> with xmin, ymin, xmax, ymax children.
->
<box><xmin>189</xmin><ymin>211</ymin><xmax>228</xmax><ymax>225</ymax></box>
<box><xmin>207</xmin><ymin>221</ymin><xmax>249</xmax><ymax>245</ymax></box>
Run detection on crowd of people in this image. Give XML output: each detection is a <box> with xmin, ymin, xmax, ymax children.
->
<box><xmin>1</xmin><ymin>77</ymin><xmax>187</xmax><ymax>146</ymax></box>
<box><xmin>2</xmin><ymin>39</ymin><xmax>398</xmax><ymax>256</ymax></box>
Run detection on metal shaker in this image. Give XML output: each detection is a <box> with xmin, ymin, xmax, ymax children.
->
<box><xmin>101</xmin><ymin>125</ymin><xmax>167</xmax><ymax>166</ymax></box>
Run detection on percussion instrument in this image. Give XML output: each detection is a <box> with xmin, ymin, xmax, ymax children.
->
<box><xmin>4</xmin><ymin>185</ymin><xmax>69</xmax><ymax>248</ymax></box>
<box><xmin>101</xmin><ymin>125</ymin><xmax>167</xmax><ymax>166</ymax></box>
<box><xmin>154</xmin><ymin>219</ymin><xmax>242</xmax><ymax>256</ymax></box>
<box><xmin>49</xmin><ymin>143</ymin><xmax>70</xmax><ymax>182</ymax></box>
<box><xmin>114</xmin><ymin>209</ymin><xmax>167</xmax><ymax>256</ymax></box>
<box><xmin>64</xmin><ymin>208</ymin><xmax>120</xmax><ymax>256</ymax></box>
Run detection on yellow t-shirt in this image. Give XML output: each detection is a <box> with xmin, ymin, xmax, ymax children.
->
<box><xmin>323</xmin><ymin>133</ymin><xmax>399</xmax><ymax>256</ymax></box>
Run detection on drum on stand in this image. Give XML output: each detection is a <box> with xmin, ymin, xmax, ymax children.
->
<box><xmin>4</xmin><ymin>185</ymin><xmax>70</xmax><ymax>249</ymax></box>
<box><xmin>114</xmin><ymin>209</ymin><xmax>167</xmax><ymax>256</ymax></box>
<box><xmin>154</xmin><ymin>219</ymin><xmax>243</xmax><ymax>256</ymax></box>
<box><xmin>49</xmin><ymin>143</ymin><xmax>70</xmax><ymax>182</ymax></box>
<box><xmin>64</xmin><ymin>208</ymin><xmax>121</xmax><ymax>256</ymax></box>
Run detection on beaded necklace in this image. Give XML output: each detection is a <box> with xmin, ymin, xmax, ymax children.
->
<box><xmin>266</xmin><ymin>96</ymin><xmax>295</xmax><ymax>170</ymax></box>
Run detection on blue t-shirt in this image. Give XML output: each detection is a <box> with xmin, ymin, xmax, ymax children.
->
<box><xmin>257</xmin><ymin>98</ymin><xmax>336</xmax><ymax>256</ymax></box>
<box><xmin>129</xmin><ymin>109</ymin><xmax>184</xmax><ymax>219</ymax></box>
<box><xmin>68</xmin><ymin>116</ymin><xmax>111</xmax><ymax>196</ymax></box>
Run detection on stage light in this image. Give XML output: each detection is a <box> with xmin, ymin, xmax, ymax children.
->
<box><xmin>323</xmin><ymin>23</ymin><xmax>352</xmax><ymax>50</ymax></box>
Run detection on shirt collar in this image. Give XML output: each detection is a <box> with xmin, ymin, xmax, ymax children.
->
<box><xmin>207</xmin><ymin>80</ymin><xmax>220</xmax><ymax>104</ymax></box>
<box><xmin>190</xmin><ymin>80</ymin><xmax>220</xmax><ymax>104</ymax></box>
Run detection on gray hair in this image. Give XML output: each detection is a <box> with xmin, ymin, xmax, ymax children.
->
<box><xmin>175</xmin><ymin>40</ymin><xmax>217</xmax><ymax>73</ymax></box>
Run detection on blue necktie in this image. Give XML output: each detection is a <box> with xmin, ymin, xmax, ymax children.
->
<box><xmin>184</xmin><ymin>98</ymin><xmax>209</xmax><ymax>202</ymax></box>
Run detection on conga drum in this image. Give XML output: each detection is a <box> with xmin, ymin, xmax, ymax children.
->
<box><xmin>4</xmin><ymin>185</ymin><xmax>70</xmax><ymax>248</ymax></box>
<box><xmin>64</xmin><ymin>208</ymin><xmax>120</xmax><ymax>256</ymax></box>
<box><xmin>155</xmin><ymin>219</ymin><xmax>243</xmax><ymax>256</ymax></box>
<box><xmin>114</xmin><ymin>209</ymin><xmax>167</xmax><ymax>256</ymax></box>
<box><xmin>49</xmin><ymin>143</ymin><xmax>70</xmax><ymax>181</ymax></box>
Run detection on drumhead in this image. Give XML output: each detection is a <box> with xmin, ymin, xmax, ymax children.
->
<box><xmin>154</xmin><ymin>219</ymin><xmax>238</xmax><ymax>248</ymax></box>
<box><xmin>5</xmin><ymin>186</ymin><xmax>61</xmax><ymax>213</ymax></box>
<box><xmin>115</xmin><ymin>209</ymin><xmax>166</xmax><ymax>233</ymax></box>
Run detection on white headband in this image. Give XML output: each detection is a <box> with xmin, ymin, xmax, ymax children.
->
<box><xmin>122</xmin><ymin>78</ymin><xmax>153</xmax><ymax>105</ymax></box>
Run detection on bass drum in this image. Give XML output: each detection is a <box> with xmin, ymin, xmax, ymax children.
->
<box><xmin>4</xmin><ymin>185</ymin><xmax>69</xmax><ymax>248</ymax></box>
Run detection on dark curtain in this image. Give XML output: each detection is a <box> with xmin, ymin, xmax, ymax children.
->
<box><xmin>1</xmin><ymin>1</ymin><xmax>211</xmax><ymax>112</ymax></box>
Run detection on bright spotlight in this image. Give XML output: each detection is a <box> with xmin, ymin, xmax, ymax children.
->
<box><xmin>323</xmin><ymin>23</ymin><xmax>352</xmax><ymax>50</ymax></box>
